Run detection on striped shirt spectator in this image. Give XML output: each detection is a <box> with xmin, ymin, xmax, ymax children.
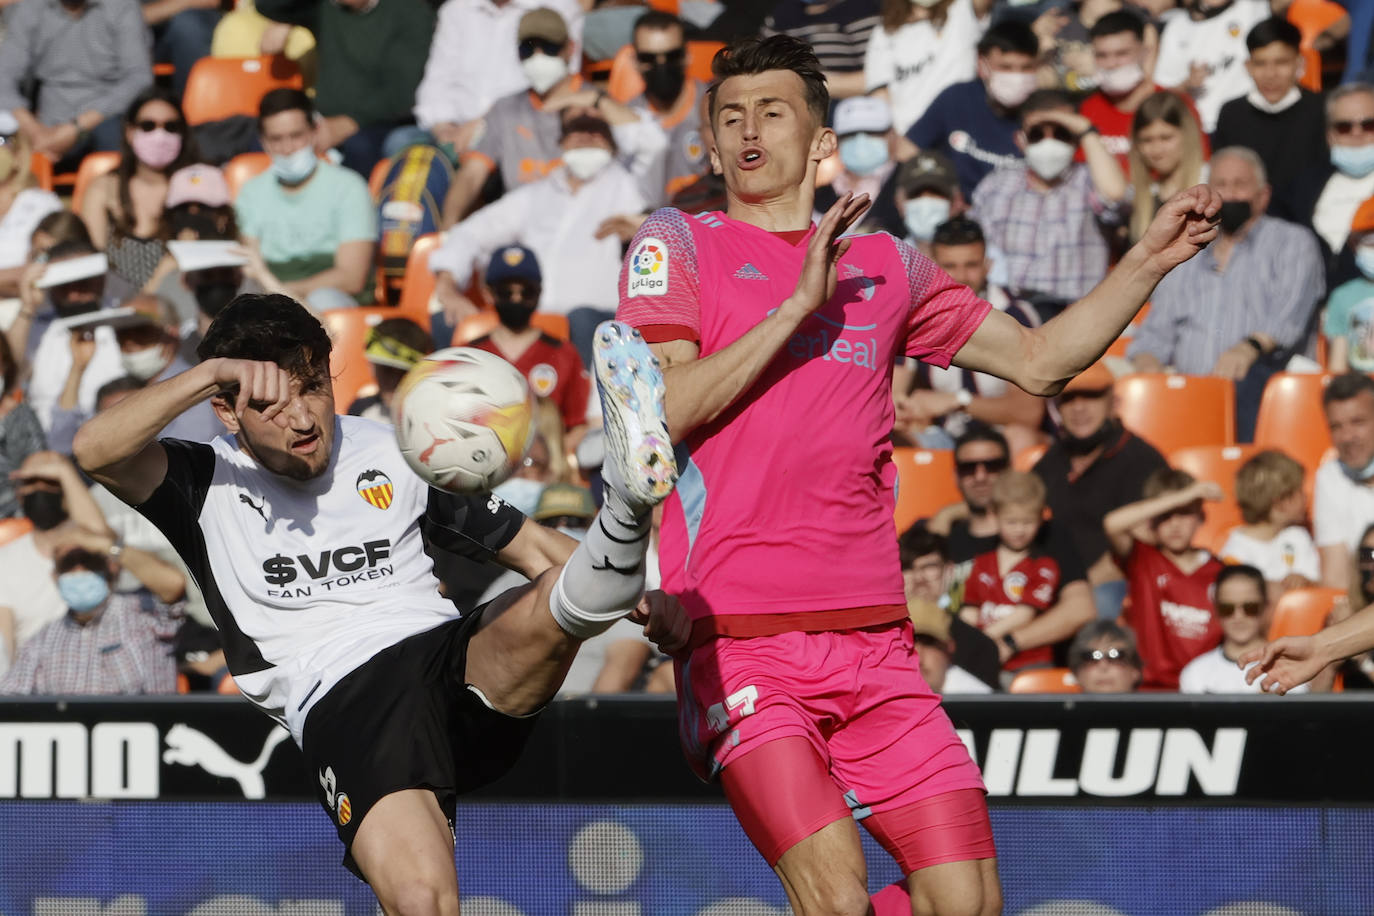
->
<box><xmin>0</xmin><ymin>591</ymin><xmax>182</xmax><ymax>695</ymax></box>
<box><xmin>761</xmin><ymin>0</ymin><xmax>881</xmax><ymax>98</ymax></box>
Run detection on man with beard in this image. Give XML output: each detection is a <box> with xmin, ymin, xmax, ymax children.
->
<box><xmin>1031</xmin><ymin>361</ymin><xmax>1168</xmax><ymax>619</ymax></box>
<box><xmin>467</xmin><ymin>246</ymin><xmax>591</xmax><ymax>442</ymax></box>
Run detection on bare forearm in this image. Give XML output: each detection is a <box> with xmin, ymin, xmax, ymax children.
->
<box><xmin>1316</xmin><ymin>601</ymin><xmax>1374</xmax><ymax>663</ymax></box>
<box><xmin>119</xmin><ymin>545</ymin><xmax>186</xmax><ymax>603</ymax></box>
<box><xmin>1321</xmin><ymin>545</ymin><xmax>1350</xmax><ymax>589</ymax></box>
<box><xmin>1081</xmin><ymin>133</ymin><xmax>1126</xmax><ymax>202</ymax></box>
<box><xmin>442</xmin><ymin>163</ymin><xmax>487</xmax><ymax>228</ymax></box>
<box><xmin>661</xmin><ymin>309</ymin><xmax>807</xmax><ymax>442</ymax></box>
<box><xmin>822</xmin><ymin>70</ymin><xmax>867</xmax><ymax>99</ymax></box>
<box><xmin>1011</xmin><ymin>583</ymin><xmax>1094</xmax><ymax>649</ymax></box>
<box><xmin>1104</xmin><ymin>486</ymin><xmax>1204</xmax><ymax>537</ymax></box>
<box><xmin>74</xmin><ymin>361</ymin><xmax>220</xmax><ymax>474</ymax></box>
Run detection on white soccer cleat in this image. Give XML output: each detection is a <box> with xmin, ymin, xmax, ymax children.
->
<box><xmin>594</xmin><ymin>320</ymin><xmax>677</xmax><ymax>508</ymax></box>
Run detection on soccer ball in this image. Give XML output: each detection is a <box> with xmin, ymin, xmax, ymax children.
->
<box><xmin>392</xmin><ymin>347</ymin><xmax>536</xmax><ymax>493</ymax></box>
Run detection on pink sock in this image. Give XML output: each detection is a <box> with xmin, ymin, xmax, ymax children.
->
<box><xmin>871</xmin><ymin>880</ymin><xmax>911</xmax><ymax>915</ymax></box>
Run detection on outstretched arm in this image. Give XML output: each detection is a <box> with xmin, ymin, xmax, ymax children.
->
<box><xmin>1242</xmin><ymin>601</ymin><xmax>1374</xmax><ymax>694</ymax></box>
<box><xmin>952</xmin><ymin>186</ymin><xmax>1223</xmax><ymax>396</ymax></box>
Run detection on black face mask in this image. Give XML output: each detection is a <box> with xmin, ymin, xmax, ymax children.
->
<box><xmin>644</xmin><ymin>63</ymin><xmax>687</xmax><ymax>107</ymax></box>
<box><xmin>1189</xmin><ymin>0</ymin><xmax>1232</xmax><ymax>18</ymax></box>
<box><xmin>495</xmin><ymin>299</ymin><xmax>535</xmax><ymax>331</ymax></box>
<box><xmin>22</xmin><ymin>490</ymin><xmax>67</xmax><ymax>530</ymax></box>
<box><xmin>1061</xmin><ymin>417</ymin><xmax>1120</xmax><ymax>456</ymax></box>
<box><xmin>194</xmin><ymin>281</ymin><xmax>241</xmax><ymax>320</ymax></box>
<box><xmin>1217</xmin><ymin>200</ymin><xmax>1252</xmax><ymax>234</ymax></box>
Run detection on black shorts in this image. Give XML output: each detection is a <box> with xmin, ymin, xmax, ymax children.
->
<box><xmin>299</xmin><ymin>608</ymin><xmax>540</xmax><ymax>879</ymax></box>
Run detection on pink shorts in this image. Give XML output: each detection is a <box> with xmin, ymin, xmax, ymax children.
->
<box><xmin>675</xmin><ymin>621</ymin><xmax>988</xmax><ymax>858</ymax></box>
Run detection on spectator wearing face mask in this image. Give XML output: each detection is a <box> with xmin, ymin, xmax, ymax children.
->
<box><xmin>1288</xmin><ymin>84</ymin><xmax>1374</xmax><ymax>262</ymax></box>
<box><xmin>1129</xmin><ymin>146</ymin><xmax>1324</xmax><ymax>440</ymax></box>
<box><xmin>864</xmin><ymin>0</ymin><xmax>993</xmax><ymax>137</ymax></box>
<box><xmin>166</xmin><ymin>239</ymin><xmax>263</xmax><ymax>364</ymax></box>
<box><xmin>892</xmin><ymin>150</ymin><xmax>966</xmax><ymax>253</ymax></box>
<box><xmin>430</xmin><ymin>109</ymin><xmax>645</xmax><ymax>359</ymax></box>
<box><xmin>625</xmin><ymin>12</ymin><xmax>710</xmax><ymax>207</ymax></box>
<box><xmin>4</xmin><ymin>211</ymin><xmax>99</xmax><ymax>377</ymax></box>
<box><xmin>814</xmin><ymin>96</ymin><xmax>905</xmax><ymax>238</ymax></box>
<box><xmin>1212</xmin><ymin>18</ymin><xmax>1326</xmax><ymax>223</ymax></box>
<box><xmin>905</xmin><ymin>20</ymin><xmax>1040</xmax><ymax>198</ymax></box>
<box><xmin>1154</xmin><ymin>0</ymin><xmax>1270</xmax><ymax>133</ymax></box>
<box><xmin>970</xmin><ymin>89</ymin><xmax>1129</xmax><ymax>316</ymax></box>
<box><xmin>1080</xmin><ymin>10</ymin><xmax>1200</xmax><ymax>175</ymax></box>
<box><xmin>1325</xmin><ymin>200</ymin><xmax>1374</xmax><ymax>374</ymax></box>
<box><xmin>347</xmin><ymin>317</ymin><xmax>434</xmax><ymax>422</ymax></box>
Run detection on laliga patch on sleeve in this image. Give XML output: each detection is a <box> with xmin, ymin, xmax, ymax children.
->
<box><xmin>627</xmin><ymin>237</ymin><xmax>669</xmax><ymax>297</ymax></box>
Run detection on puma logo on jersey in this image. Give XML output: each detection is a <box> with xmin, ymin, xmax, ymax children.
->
<box><xmin>163</xmin><ymin>723</ymin><xmax>288</xmax><ymax>799</ymax></box>
<box><xmin>239</xmin><ymin>493</ymin><xmax>267</xmax><ymax>521</ymax></box>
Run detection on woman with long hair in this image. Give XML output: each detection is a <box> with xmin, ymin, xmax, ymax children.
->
<box><xmin>0</xmin><ymin>117</ymin><xmax>62</xmax><ymax>298</ymax></box>
<box><xmin>1127</xmin><ymin>90</ymin><xmax>1206</xmax><ymax>242</ymax></box>
<box><xmin>864</xmin><ymin>0</ymin><xmax>992</xmax><ymax>136</ymax></box>
<box><xmin>80</xmin><ymin>87</ymin><xmax>199</xmax><ymax>291</ymax></box>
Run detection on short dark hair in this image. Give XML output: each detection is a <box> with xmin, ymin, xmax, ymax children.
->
<box><xmin>561</xmin><ymin>111</ymin><xmax>617</xmax><ymax>152</ymax></box>
<box><xmin>932</xmin><ymin>216</ymin><xmax>986</xmax><ymax>249</ymax></box>
<box><xmin>1142</xmin><ymin>466</ymin><xmax>1198</xmax><ymax>501</ymax></box>
<box><xmin>709</xmin><ymin>35</ymin><xmax>829</xmax><ymax>127</ymax></box>
<box><xmin>55</xmin><ymin>547</ymin><xmax>112</xmax><ymax>578</ymax></box>
<box><xmin>953</xmin><ymin>421</ymin><xmax>1009</xmax><ymax>459</ymax></box>
<box><xmin>96</xmin><ymin>376</ymin><xmax>146</xmax><ymax>408</ymax></box>
<box><xmin>977</xmin><ymin>20</ymin><xmax>1039</xmax><ymax>59</ymax></box>
<box><xmin>899</xmin><ymin>526</ymin><xmax>948</xmax><ymax>568</ymax></box>
<box><xmin>634</xmin><ymin>9</ymin><xmax>684</xmax><ymax>38</ymax></box>
<box><xmin>197</xmin><ymin>294</ymin><xmax>332</xmax><ymax>396</ymax></box>
<box><xmin>1323</xmin><ymin>371</ymin><xmax>1374</xmax><ymax>407</ymax></box>
<box><xmin>33</xmin><ymin>210</ymin><xmax>92</xmax><ymax>249</ymax></box>
<box><xmin>1247</xmin><ymin>16</ymin><xmax>1302</xmax><ymax>53</ymax></box>
<box><xmin>258</xmin><ymin>88</ymin><xmax>314</xmax><ymax>130</ymax></box>
<box><xmin>1089</xmin><ymin>10</ymin><xmax>1146</xmax><ymax>42</ymax></box>
<box><xmin>48</xmin><ymin>239</ymin><xmax>98</xmax><ymax>261</ymax></box>
<box><xmin>1021</xmin><ymin>88</ymin><xmax>1075</xmax><ymax>123</ymax></box>
<box><xmin>1215</xmin><ymin>563</ymin><xmax>1266</xmax><ymax>601</ymax></box>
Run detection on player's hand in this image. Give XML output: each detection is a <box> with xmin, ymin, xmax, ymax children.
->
<box><xmin>1136</xmin><ymin>184</ymin><xmax>1223</xmax><ymax>275</ymax></box>
<box><xmin>209</xmin><ymin>358</ymin><xmax>294</xmax><ymax>420</ymax></box>
<box><xmin>781</xmin><ymin>191</ymin><xmax>870</xmax><ymax>321</ymax></box>
<box><xmin>1239</xmin><ymin>636</ymin><xmax>1327</xmax><ymax>695</ymax></box>
<box><xmin>628</xmin><ymin>589</ymin><xmax>691</xmax><ymax>656</ymax></box>
<box><xmin>68</xmin><ymin>329</ymin><xmax>97</xmax><ymax>370</ymax></box>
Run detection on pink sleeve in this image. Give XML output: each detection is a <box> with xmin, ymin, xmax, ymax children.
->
<box><xmin>616</xmin><ymin>208</ymin><xmax>702</xmax><ymax>344</ymax></box>
<box><xmin>896</xmin><ymin>236</ymin><xmax>994</xmax><ymax>368</ymax></box>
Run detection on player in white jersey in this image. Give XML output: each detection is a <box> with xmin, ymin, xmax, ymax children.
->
<box><xmin>72</xmin><ymin>294</ymin><xmax>682</xmax><ymax>912</ymax></box>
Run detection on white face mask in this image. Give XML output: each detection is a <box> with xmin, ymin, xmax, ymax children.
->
<box><xmin>986</xmin><ymin>70</ymin><xmax>1038</xmax><ymax>109</ymax></box>
<box><xmin>1025</xmin><ymin>138</ymin><xmax>1076</xmax><ymax>181</ymax></box>
<box><xmin>522</xmin><ymin>53</ymin><xmax>568</xmax><ymax>95</ymax></box>
<box><xmin>1097</xmin><ymin>61</ymin><xmax>1144</xmax><ymax>96</ymax></box>
<box><xmin>562</xmin><ymin>146</ymin><xmax>612</xmax><ymax>181</ymax></box>
<box><xmin>120</xmin><ymin>344</ymin><xmax>168</xmax><ymax>381</ymax></box>
<box><xmin>903</xmin><ymin>195</ymin><xmax>951</xmax><ymax>242</ymax></box>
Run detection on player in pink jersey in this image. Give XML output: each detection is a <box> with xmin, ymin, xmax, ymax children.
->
<box><xmin>614</xmin><ymin>34</ymin><xmax>1224</xmax><ymax>916</ymax></box>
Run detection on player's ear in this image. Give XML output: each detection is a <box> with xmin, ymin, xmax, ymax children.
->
<box><xmin>812</xmin><ymin>126</ymin><xmax>837</xmax><ymax>163</ymax></box>
<box><xmin>708</xmin><ymin>142</ymin><xmax>722</xmax><ymax>175</ymax></box>
<box><xmin>210</xmin><ymin>393</ymin><xmax>241</xmax><ymax>433</ymax></box>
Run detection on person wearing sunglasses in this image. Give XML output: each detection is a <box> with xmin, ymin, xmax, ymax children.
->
<box><xmin>1068</xmin><ymin>620</ymin><xmax>1143</xmax><ymax>693</ymax></box>
<box><xmin>1180</xmin><ymin>563</ymin><xmax>1310</xmax><ymax>693</ymax></box>
<box><xmin>80</xmin><ymin>87</ymin><xmax>199</xmax><ymax>293</ymax></box>
<box><xmin>969</xmin><ymin>88</ymin><xmax>1128</xmax><ymax>322</ymax></box>
<box><xmin>624</xmin><ymin>11</ymin><xmax>709</xmax><ymax>209</ymax></box>
<box><xmin>1287</xmin><ymin>83</ymin><xmax>1374</xmax><ymax>258</ymax></box>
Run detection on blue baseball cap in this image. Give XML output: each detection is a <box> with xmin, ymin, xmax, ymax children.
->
<box><xmin>486</xmin><ymin>245</ymin><xmax>542</xmax><ymax>287</ymax></box>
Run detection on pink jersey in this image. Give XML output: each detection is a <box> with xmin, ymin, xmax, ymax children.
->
<box><xmin>616</xmin><ymin>208</ymin><xmax>992</xmax><ymax>632</ymax></box>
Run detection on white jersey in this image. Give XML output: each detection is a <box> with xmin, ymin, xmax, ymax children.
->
<box><xmin>1218</xmin><ymin>526</ymin><xmax>1321</xmax><ymax>584</ymax></box>
<box><xmin>1178</xmin><ymin>645</ymin><xmax>1310</xmax><ymax>695</ymax></box>
<box><xmin>133</xmin><ymin>416</ymin><xmax>525</xmax><ymax>742</ymax></box>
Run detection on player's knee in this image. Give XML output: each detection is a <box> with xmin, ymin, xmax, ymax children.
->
<box><xmin>798</xmin><ymin>878</ymin><xmax>871</xmax><ymax>916</ymax></box>
<box><xmin>378</xmin><ymin>876</ymin><xmax>459</xmax><ymax>916</ymax></box>
<box><xmin>909</xmin><ymin>885</ymin><xmax>1000</xmax><ymax>916</ymax></box>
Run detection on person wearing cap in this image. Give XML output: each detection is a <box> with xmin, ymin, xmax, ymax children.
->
<box><xmin>431</xmin><ymin>108</ymin><xmax>645</xmax><ymax>344</ymax></box>
<box><xmin>0</xmin><ymin>0</ymin><xmax>153</xmax><ymax>169</ymax></box>
<box><xmin>466</xmin><ymin>246</ymin><xmax>591</xmax><ymax>441</ymax></box>
<box><xmin>0</xmin><ymin>112</ymin><xmax>62</xmax><ymax>298</ymax></box>
<box><xmin>347</xmin><ymin>317</ymin><xmax>434</xmax><ymax>422</ymax></box>
<box><xmin>971</xmin><ymin>88</ymin><xmax>1128</xmax><ymax>320</ymax></box>
<box><xmin>142</xmin><ymin>163</ymin><xmax>239</xmax><ymax>310</ymax></box>
<box><xmin>440</xmin><ymin>7</ymin><xmax>664</xmax><ymax>228</ymax></box>
<box><xmin>255</xmin><ymin>0</ymin><xmax>436</xmax><ymax>178</ymax></box>
<box><xmin>813</xmin><ymin>95</ymin><xmax>904</xmax><ymax>238</ymax></box>
<box><xmin>1031</xmin><ymin>360</ymin><xmax>1168</xmax><ymax>619</ymax></box>
<box><xmin>235</xmin><ymin>88</ymin><xmax>378</xmax><ymax>312</ymax></box>
<box><xmin>891</xmin><ymin>149</ymin><xmax>966</xmax><ymax>252</ymax></box>
<box><xmin>863</xmin><ymin>0</ymin><xmax>993</xmax><ymax>137</ymax></box>
<box><xmin>412</xmin><ymin>0</ymin><xmax>585</xmax><ymax>161</ymax></box>
<box><xmin>1326</xmin><ymin>198</ymin><xmax>1374</xmax><ymax>373</ymax></box>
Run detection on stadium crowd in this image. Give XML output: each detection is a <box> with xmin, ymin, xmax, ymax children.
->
<box><xmin>0</xmin><ymin>0</ymin><xmax>1370</xmax><ymax>698</ymax></box>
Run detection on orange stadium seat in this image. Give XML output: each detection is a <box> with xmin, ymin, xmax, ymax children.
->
<box><xmin>1253</xmin><ymin>373</ymin><xmax>1333</xmax><ymax>476</ymax></box>
<box><xmin>319</xmin><ymin>306</ymin><xmax>397</xmax><ymax>410</ymax></box>
<box><xmin>891</xmin><ymin>448</ymin><xmax>960</xmax><ymax>534</ymax></box>
<box><xmin>1287</xmin><ymin>0</ymin><xmax>1346</xmax><ymax>90</ymax></box>
<box><xmin>1269</xmin><ymin>586</ymin><xmax>1346</xmax><ymax>640</ymax></box>
<box><xmin>607</xmin><ymin>40</ymin><xmax>725</xmax><ymax>103</ymax></box>
<box><xmin>396</xmin><ymin>233</ymin><xmax>441</xmax><ymax>327</ymax></box>
<box><xmin>182</xmin><ymin>56</ymin><xmax>305</xmax><ymax>126</ymax></box>
<box><xmin>368</xmin><ymin>157</ymin><xmax>391</xmax><ymax>200</ymax></box>
<box><xmin>1114</xmin><ymin>373</ymin><xmax>1235</xmax><ymax>453</ymax></box>
<box><xmin>217</xmin><ymin>673</ymin><xmax>241</xmax><ymax>695</ymax></box>
<box><xmin>29</xmin><ymin>153</ymin><xmax>53</xmax><ymax>191</ymax></box>
<box><xmin>0</xmin><ymin>517</ymin><xmax>34</xmax><ymax>547</ymax></box>
<box><xmin>223</xmin><ymin>152</ymin><xmax>272</xmax><ymax>198</ymax></box>
<box><xmin>452</xmin><ymin>310</ymin><xmax>570</xmax><ymax>346</ymax></box>
<box><xmin>1013</xmin><ymin>442</ymin><xmax>1047</xmax><ymax>472</ymax></box>
<box><xmin>1170</xmin><ymin>444</ymin><xmax>1262</xmax><ymax>555</ymax></box>
<box><xmin>70</xmin><ymin>151</ymin><xmax>121</xmax><ymax>213</ymax></box>
<box><xmin>1009</xmin><ymin>667</ymin><xmax>1081</xmax><ymax>694</ymax></box>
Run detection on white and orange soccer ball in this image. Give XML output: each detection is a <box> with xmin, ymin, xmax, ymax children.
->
<box><xmin>392</xmin><ymin>347</ymin><xmax>536</xmax><ymax>493</ymax></box>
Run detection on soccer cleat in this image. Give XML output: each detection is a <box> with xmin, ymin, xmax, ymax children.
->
<box><xmin>593</xmin><ymin>320</ymin><xmax>677</xmax><ymax>508</ymax></box>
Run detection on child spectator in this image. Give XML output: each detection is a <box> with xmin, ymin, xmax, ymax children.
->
<box><xmin>900</xmin><ymin>526</ymin><xmax>1002</xmax><ymax>692</ymax></box>
<box><xmin>1105</xmin><ymin>466</ymin><xmax>1225</xmax><ymax>689</ymax></box>
<box><xmin>1179</xmin><ymin>563</ymin><xmax>1310</xmax><ymax>693</ymax></box>
<box><xmin>959</xmin><ymin>470</ymin><xmax>1064</xmax><ymax>672</ymax></box>
<box><xmin>1219</xmin><ymin>449</ymin><xmax>1320</xmax><ymax>596</ymax></box>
